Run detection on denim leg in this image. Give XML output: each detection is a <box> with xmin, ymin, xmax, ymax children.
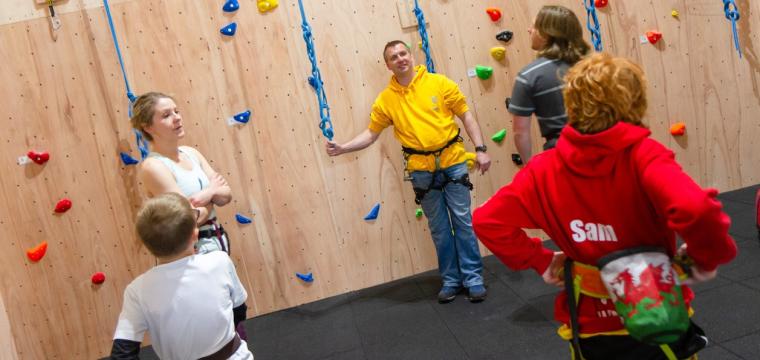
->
<box><xmin>411</xmin><ymin>170</ymin><xmax>460</xmax><ymax>288</ymax></box>
<box><xmin>442</xmin><ymin>163</ymin><xmax>484</xmax><ymax>288</ymax></box>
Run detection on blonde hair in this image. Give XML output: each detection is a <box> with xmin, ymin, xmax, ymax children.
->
<box><xmin>535</xmin><ymin>5</ymin><xmax>590</xmax><ymax>64</ymax></box>
<box><xmin>563</xmin><ymin>53</ymin><xmax>648</xmax><ymax>134</ymax></box>
<box><xmin>135</xmin><ymin>192</ymin><xmax>195</xmax><ymax>257</ymax></box>
<box><xmin>130</xmin><ymin>92</ymin><xmax>174</xmax><ymax>142</ymax></box>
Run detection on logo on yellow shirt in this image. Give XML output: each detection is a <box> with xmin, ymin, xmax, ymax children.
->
<box><xmin>431</xmin><ymin>96</ymin><xmax>439</xmax><ymax>111</ymax></box>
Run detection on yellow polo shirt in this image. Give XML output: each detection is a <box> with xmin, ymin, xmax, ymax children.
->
<box><xmin>368</xmin><ymin>65</ymin><xmax>474</xmax><ymax>172</ymax></box>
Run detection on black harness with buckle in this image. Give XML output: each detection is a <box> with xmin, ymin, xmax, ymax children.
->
<box><xmin>401</xmin><ymin>129</ymin><xmax>474</xmax><ymax>204</ymax></box>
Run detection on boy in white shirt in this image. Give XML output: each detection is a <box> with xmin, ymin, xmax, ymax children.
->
<box><xmin>110</xmin><ymin>192</ymin><xmax>253</xmax><ymax>359</ymax></box>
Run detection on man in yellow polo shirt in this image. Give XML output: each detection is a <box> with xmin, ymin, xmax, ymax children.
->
<box><xmin>325</xmin><ymin>40</ymin><xmax>491</xmax><ymax>303</ymax></box>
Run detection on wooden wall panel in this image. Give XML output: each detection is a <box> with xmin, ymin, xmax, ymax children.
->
<box><xmin>1</xmin><ymin>0</ymin><xmax>759</xmax><ymax>358</ymax></box>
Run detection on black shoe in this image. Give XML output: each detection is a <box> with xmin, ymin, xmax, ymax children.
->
<box><xmin>437</xmin><ymin>286</ymin><xmax>461</xmax><ymax>304</ymax></box>
<box><xmin>466</xmin><ymin>285</ymin><xmax>487</xmax><ymax>303</ymax></box>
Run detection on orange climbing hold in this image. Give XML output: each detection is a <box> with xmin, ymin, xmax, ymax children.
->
<box><xmin>486</xmin><ymin>8</ymin><xmax>502</xmax><ymax>22</ymax></box>
<box><xmin>670</xmin><ymin>122</ymin><xmax>686</xmax><ymax>136</ymax></box>
<box><xmin>26</xmin><ymin>241</ymin><xmax>48</xmax><ymax>262</ymax></box>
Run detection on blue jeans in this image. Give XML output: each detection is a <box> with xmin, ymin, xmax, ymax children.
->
<box><xmin>410</xmin><ymin>162</ymin><xmax>484</xmax><ymax>288</ymax></box>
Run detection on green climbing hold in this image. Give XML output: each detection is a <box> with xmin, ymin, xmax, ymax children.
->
<box><xmin>475</xmin><ymin>65</ymin><xmax>493</xmax><ymax>80</ymax></box>
<box><xmin>415</xmin><ymin>208</ymin><xmax>424</xmax><ymax>218</ymax></box>
<box><xmin>491</xmin><ymin>129</ymin><xmax>507</xmax><ymax>143</ymax></box>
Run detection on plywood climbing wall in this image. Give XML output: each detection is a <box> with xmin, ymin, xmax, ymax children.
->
<box><xmin>1</xmin><ymin>0</ymin><xmax>759</xmax><ymax>358</ymax></box>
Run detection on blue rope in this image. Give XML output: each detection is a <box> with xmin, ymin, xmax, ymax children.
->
<box><xmin>723</xmin><ymin>0</ymin><xmax>742</xmax><ymax>58</ymax></box>
<box><xmin>413</xmin><ymin>0</ymin><xmax>435</xmax><ymax>73</ymax></box>
<box><xmin>296</xmin><ymin>0</ymin><xmax>334</xmax><ymax>141</ymax></box>
<box><xmin>103</xmin><ymin>0</ymin><xmax>149</xmax><ymax>158</ymax></box>
<box><xmin>584</xmin><ymin>0</ymin><xmax>603</xmax><ymax>52</ymax></box>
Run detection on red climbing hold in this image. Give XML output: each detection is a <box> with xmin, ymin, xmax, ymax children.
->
<box><xmin>646</xmin><ymin>30</ymin><xmax>663</xmax><ymax>44</ymax></box>
<box><xmin>26</xmin><ymin>241</ymin><xmax>48</xmax><ymax>262</ymax></box>
<box><xmin>27</xmin><ymin>150</ymin><xmax>50</xmax><ymax>165</ymax></box>
<box><xmin>55</xmin><ymin>198</ymin><xmax>72</xmax><ymax>213</ymax></box>
<box><xmin>486</xmin><ymin>8</ymin><xmax>502</xmax><ymax>22</ymax></box>
<box><xmin>91</xmin><ymin>272</ymin><xmax>106</xmax><ymax>284</ymax></box>
<box><xmin>594</xmin><ymin>0</ymin><xmax>608</xmax><ymax>8</ymax></box>
<box><xmin>670</xmin><ymin>122</ymin><xmax>686</xmax><ymax>136</ymax></box>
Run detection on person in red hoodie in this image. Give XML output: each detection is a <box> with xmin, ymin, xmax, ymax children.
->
<box><xmin>472</xmin><ymin>53</ymin><xmax>737</xmax><ymax>360</ymax></box>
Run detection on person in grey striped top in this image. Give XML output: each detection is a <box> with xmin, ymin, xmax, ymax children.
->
<box><xmin>508</xmin><ymin>5</ymin><xmax>590</xmax><ymax>162</ymax></box>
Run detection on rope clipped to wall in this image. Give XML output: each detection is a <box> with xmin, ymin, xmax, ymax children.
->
<box><xmin>413</xmin><ymin>0</ymin><xmax>435</xmax><ymax>73</ymax></box>
<box><xmin>722</xmin><ymin>0</ymin><xmax>742</xmax><ymax>58</ymax></box>
<box><xmin>103</xmin><ymin>0</ymin><xmax>149</xmax><ymax>159</ymax></box>
<box><xmin>584</xmin><ymin>0</ymin><xmax>603</xmax><ymax>52</ymax></box>
<box><xmin>296</xmin><ymin>0</ymin><xmax>334</xmax><ymax>141</ymax></box>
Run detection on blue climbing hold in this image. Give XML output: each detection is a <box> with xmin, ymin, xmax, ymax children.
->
<box><xmin>220</xmin><ymin>22</ymin><xmax>237</xmax><ymax>36</ymax></box>
<box><xmin>364</xmin><ymin>203</ymin><xmax>380</xmax><ymax>221</ymax></box>
<box><xmin>235</xmin><ymin>213</ymin><xmax>252</xmax><ymax>224</ymax></box>
<box><xmin>296</xmin><ymin>272</ymin><xmax>314</xmax><ymax>282</ymax></box>
<box><xmin>232</xmin><ymin>110</ymin><xmax>251</xmax><ymax>124</ymax></box>
<box><xmin>222</xmin><ymin>0</ymin><xmax>240</xmax><ymax>12</ymax></box>
<box><xmin>119</xmin><ymin>152</ymin><xmax>139</xmax><ymax>166</ymax></box>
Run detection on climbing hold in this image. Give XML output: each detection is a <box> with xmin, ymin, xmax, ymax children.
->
<box><xmin>91</xmin><ymin>272</ymin><xmax>106</xmax><ymax>284</ymax></box>
<box><xmin>26</xmin><ymin>241</ymin><xmax>48</xmax><ymax>262</ymax></box>
<box><xmin>220</xmin><ymin>22</ymin><xmax>237</xmax><ymax>36</ymax></box>
<box><xmin>228</xmin><ymin>110</ymin><xmax>251</xmax><ymax>125</ymax></box>
<box><xmin>670</xmin><ymin>122</ymin><xmax>686</xmax><ymax>136</ymax></box>
<box><xmin>415</xmin><ymin>208</ymin><xmax>424</xmax><ymax>218</ymax></box>
<box><xmin>418</xmin><ymin>41</ymin><xmax>423</xmax><ymax>49</ymax></box>
<box><xmin>235</xmin><ymin>213</ymin><xmax>252</xmax><ymax>224</ymax></box>
<box><xmin>119</xmin><ymin>152</ymin><xmax>139</xmax><ymax>166</ymax></box>
<box><xmin>594</xmin><ymin>0</ymin><xmax>608</xmax><ymax>8</ymax></box>
<box><xmin>475</xmin><ymin>65</ymin><xmax>493</xmax><ymax>80</ymax></box>
<box><xmin>505</xmin><ymin>97</ymin><xmax>511</xmax><ymax>110</ymax></box>
<box><xmin>222</xmin><ymin>0</ymin><xmax>240</xmax><ymax>12</ymax></box>
<box><xmin>364</xmin><ymin>203</ymin><xmax>380</xmax><ymax>221</ymax></box>
<box><xmin>486</xmin><ymin>8</ymin><xmax>502</xmax><ymax>22</ymax></box>
<box><xmin>27</xmin><ymin>150</ymin><xmax>50</xmax><ymax>165</ymax></box>
<box><xmin>296</xmin><ymin>272</ymin><xmax>314</xmax><ymax>282</ymax></box>
<box><xmin>671</xmin><ymin>9</ymin><xmax>679</xmax><ymax>18</ymax></box>
<box><xmin>54</xmin><ymin>198</ymin><xmax>72</xmax><ymax>213</ymax></box>
<box><xmin>496</xmin><ymin>30</ymin><xmax>513</xmax><ymax>43</ymax></box>
<box><xmin>646</xmin><ymin>30</ymin><xmax>662</xmax><ymax>44</ymax></box>
<box><xmin>491</xmin><ymin>129</ymin><xmax>507</xmax><ymax>143</ymax></box>
<box><xmin>257</xmin><ymin>0</ymin><xmax>278</xmax><ymax>13</ymax></box>
<box><xmin>511</xmin><ymin>153</ymin><xmax>523</xmax><ymax>166</ymax></box>
<box><xmin>490</xmin><ymin>46</ymin><xmax>506</xmax><ymax>61</ymax></box>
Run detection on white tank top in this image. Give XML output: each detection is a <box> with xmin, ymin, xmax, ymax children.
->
<box><xmin>148</xmin><ymin>148</ymin><xmax>216</xmax><ymax>219</ymax></box>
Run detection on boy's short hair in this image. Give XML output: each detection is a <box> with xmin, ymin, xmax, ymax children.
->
<box><xmin>136</xmin><ymin>193</ymin><xmax>196</xmax><ymax>257</ymax></box>
<box><xmin>563</xmin><ymin>53</ymin><xmax>648</xmax><ymax>134</ymax></box>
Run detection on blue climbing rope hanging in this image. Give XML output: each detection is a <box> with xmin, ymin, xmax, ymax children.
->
<box><xmin>103</xmin><ymin>0</ymin><xmax>149</xmax><ymax>159</ymax></box>
<box><xmin>722</xmin><ymin>0</ymin><xmax>742</xmax><ymax>58</ymax></box>
<box><xmin>413</xmin><ymin>0</ymin><xmax>435</xmax><ymax>73</ymax></box>
<box><xmin>584</xmin><ymin>0</ymin><xmax>603</xmax><ymax>52</ymax></box>
<box><xmin>296</xmin><ymin>0</ymin><xmax>334</xmax><ymax>141</ymax></box>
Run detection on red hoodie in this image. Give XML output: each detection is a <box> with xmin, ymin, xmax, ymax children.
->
<box><xmin>473</xmin><ymin>122</ymin><xmax>737</xmax><ymax>335</ymax></box>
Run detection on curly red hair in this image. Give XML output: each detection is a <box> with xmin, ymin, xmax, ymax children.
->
<box><xmin>563</xmin><ymin>53</ymin><xmax>648</xmax><ymax>134</ymax></box>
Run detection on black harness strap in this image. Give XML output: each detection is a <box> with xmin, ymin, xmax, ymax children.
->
<box><xmin>565</xmin><ymin>258</ymin><xmax>584</xmax><ymax>360</ymax></box>
<box><xmin>412</xmin><ymin>172</ymin><xmax>473</xmax><ymax>205</ymax></box>
<box><xmin>401</xmin><ymin>128</ymin><xmax>463</xmax><ymax>158</ymax></box>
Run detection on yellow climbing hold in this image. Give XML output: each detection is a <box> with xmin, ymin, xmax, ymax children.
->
<box><xmin>490</xmin><ymin>46</ymin><xmax>506</xmax><ymax>61</ymax></box>
<box><xmin>257</xmin><ymin>0</ymin><xmax>278</xmax><ymax>13</ymax></box>
<box><xmin>671</xmin><ymin>9</ymin><xmax>679</xmax><ymax>18</ymax></box>
<box><xmin>418</xmin><ymin>41</ymin><xmax>423</xmax><ymax>49</ymax></box>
